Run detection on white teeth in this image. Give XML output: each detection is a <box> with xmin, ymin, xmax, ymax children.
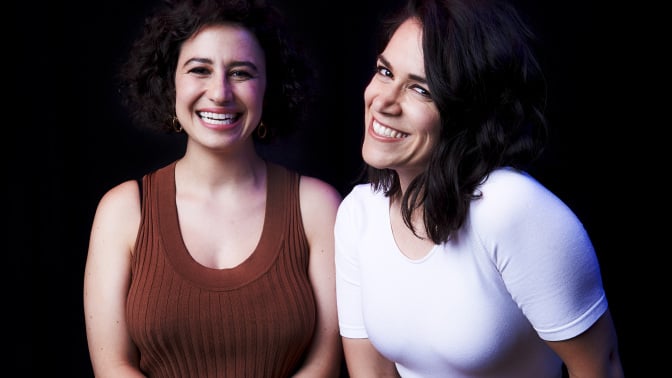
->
<box><xmin>199</xmin><ymin>111</ymin><xmax>236</xmax><ymax>125</ymax></box>
<box><xmin>373</xmin><ymin>120</ymin><xmax>409</xmax><ymax>139</ymax></box>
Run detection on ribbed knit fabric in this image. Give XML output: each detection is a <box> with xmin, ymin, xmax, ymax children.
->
<box><xmin>126</xmin><ymin>161</ymin><xmax>316</xmax><ymax>377</ymax></box>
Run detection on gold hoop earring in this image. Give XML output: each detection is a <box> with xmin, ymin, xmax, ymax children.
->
<box><xmin>172</xmin><ymin>116</ymin><xmax>183</xmax><ymax>133</ymax></box>
<box><xmin>256</xmin><ymin>121</ymin><xmax>267</xmax><ymax>139</ymax></box>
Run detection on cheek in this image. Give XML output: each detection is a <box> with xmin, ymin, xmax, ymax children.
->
<box><xmin>363</xmin><ymin>75</ymin><xmax>381</xmax><ymax>105</ymax></box>
<box><xmin>240</xmin><ymin>81</ymin><xmax>266</xmax><ymax>107</ymax></box>
<box><xmin>175</xmin><ymin>78</ymin><xmax>199</xmax><ymax>102</ymax></box>
<box><xmin>413</xmin><ymin>107</ymin><xmax>441</xmax><ymax>136</ymax></box>
<box><xmin>364</xmin><ymin>82</ymin><xmax>374</xmax><ymax>105</ymax></box>
<box><xmin>255</xmin><ymin>82</ymin><xmax>266</xmax><ymax>103</ymax></box>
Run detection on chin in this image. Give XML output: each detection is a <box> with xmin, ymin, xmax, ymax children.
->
<box><xmin>362</xmin><ymin>152</ymin><xmax>389</xmax><ymax>170</ymax></box>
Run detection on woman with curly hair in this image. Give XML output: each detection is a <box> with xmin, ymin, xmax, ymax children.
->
<box><xmin>83</xmin><ymin>1</ymin><xmax>342</xmax><ymax>376</ymax></box>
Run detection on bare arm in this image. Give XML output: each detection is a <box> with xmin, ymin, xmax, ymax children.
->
<box><xmin>83</xmin><ymin>180</ymin><xmax>145</xmax><ymax>377</ymax></box>
<box><xmin>547</xmin><ymin>309</ymin><xmax>624</xmax><ymax>378</ymax></box>
<box><xmin>342</xmin><ymin>337</ymin><xmax>401</xmax><ymax>378</ymax></box>
<box><xmin>294</xmin><ymin>176</ymin><xmax>344</xmax><ymax>378</ymax></box>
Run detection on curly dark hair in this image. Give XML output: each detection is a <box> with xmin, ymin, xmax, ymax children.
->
<box><xmin>117</xmin><ymin>0</ymin><xmax>315</xmax><ymax>142</ymax></box>
<box><xmin>368</xmin><ymin>0</ymin><xmax>550</xmax><ymax>244</ymax></box>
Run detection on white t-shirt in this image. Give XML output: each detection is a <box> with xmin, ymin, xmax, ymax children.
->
<box><xmin>335</xmin><ymin>167</ymin><xmax>607</xmax><ymax>378</ymax></box>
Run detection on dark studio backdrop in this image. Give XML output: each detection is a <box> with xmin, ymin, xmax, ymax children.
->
<box><xmin>12</xmin><ymin>0</ymin><xmax>657</xmax><ymax>376</ymax></box>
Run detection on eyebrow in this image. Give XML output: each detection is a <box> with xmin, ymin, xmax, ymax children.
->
<box><xmin>182</xmin><ymin>57</ymin><xmax>259</xmax><ymax>71</ymax></box>
<box><xmin>378</xmin><ymin>54</ymin><xmax>427</xmax><ymax>84</ymax></box>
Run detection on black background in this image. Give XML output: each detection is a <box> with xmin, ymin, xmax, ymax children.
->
<box><xmin>12</xmin><ymin>0</ymin><xmax>659</xmax><ymax>376</ymax></box>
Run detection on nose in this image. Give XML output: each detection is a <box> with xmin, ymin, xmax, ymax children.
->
<box><xmin>207</xmin><ymin>73</ymin><xmax>233</xmax><ymax>103</ymax></box>
<box><xmin>367</xmin><ymin>82</ymin><xmax>402</xmax><ymax>115</ymax></box>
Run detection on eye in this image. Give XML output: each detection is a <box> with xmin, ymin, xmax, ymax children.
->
<box><xmin>411</xmin><ymin>84</ymin><xmax>431</xmax><ymax>98</ymax></box>
<box><xmin>230</xmin><ymin>69</ymin><xmax>254</xmax><ymax>81</ymax></box>
<box><xmin>188</xmin><ymin>66</ymin><xmax>212</xmax><ymax>76</ymax></box>
<box><xmin>375</xmin><ymin>65</ymin><xmax>392</xmax><ymax>79</ymax></box>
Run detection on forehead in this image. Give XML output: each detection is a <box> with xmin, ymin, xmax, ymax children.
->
<box><xmin>180</xmin><ymin>23</ymin><xmax>265</xmax><ymax>63</ymax></box>
<box><xmin>383</xmin><ymin>18</ymin><xmax>424</xmax><ymax>72</ymax></box>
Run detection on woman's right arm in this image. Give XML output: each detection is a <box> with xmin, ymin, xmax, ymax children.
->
<box><xmin>83</xmin><ymin>180</ymin><xmax>145</xmax><ymax>377</ymax></box>
<box><xmin>334</xmin><ymin>187</ymin><xmax>401</xmax><ymax>378</ymax></box>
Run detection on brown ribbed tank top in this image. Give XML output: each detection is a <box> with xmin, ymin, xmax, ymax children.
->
<box><xmin>126</xmin><ymin>161</ymin><xmax>316</xmax><ymax>377</ymax></box>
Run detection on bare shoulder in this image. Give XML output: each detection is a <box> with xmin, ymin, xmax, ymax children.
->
<box><xmin>298</xmin><ymin>176</ymin><xmax>342</xmax><ymax>238</ymax></box>
<box><xmin>299</xmin><ymin>175</ymin><xmax>342</xmax><ymax>211</ymax></box>
<box><xmin>90</xmin><ymin>179</ymin><xmax>143</xmax><ymax>252</ymax></box>
<box><xmin>96</xmin><ymin>180</ymin><xmax>142</xmax><ymax>216</ymax></box>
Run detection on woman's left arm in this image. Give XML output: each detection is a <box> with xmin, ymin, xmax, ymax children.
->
<box><xmin>547</xmin><ymin>309</ymin><xmax>624</xmax><ymax>378</ymax></box>
<box><xmin>295</xmin><ymin>176</ymin><xmax>344</xmax><ymax>377</ymax></box>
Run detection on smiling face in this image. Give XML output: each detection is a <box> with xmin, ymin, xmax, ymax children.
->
<box><xmin>174</xmin><ymin>23</ymin><xmax>266</xmax><ymax>150</ymax></box>
<box><xmin>362</xmin><ymin>18</ymin><xmax>441</xmax><ymax>181</ymax></box>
